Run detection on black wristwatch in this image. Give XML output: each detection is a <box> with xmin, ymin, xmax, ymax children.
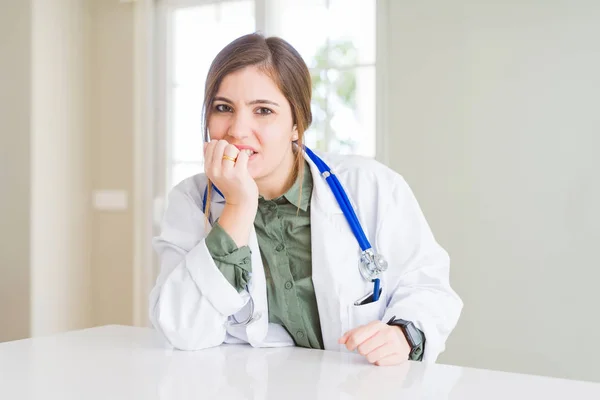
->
<box><xmin>387</xmin><ymin>317</ymin><xmax>426</xmax><ymax>361</ymax></box>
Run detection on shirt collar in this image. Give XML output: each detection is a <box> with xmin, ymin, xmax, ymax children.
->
<box><xmin>258</xmin><ymin>160</ymin><xmax>313</xmax><ymax>211</ymax></box>
<box><xmin>283</xmin><ymin>160</ymin><xmax>313</xmax><ymax>211</ymax></box>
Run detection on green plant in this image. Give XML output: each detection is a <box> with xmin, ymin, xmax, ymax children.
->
<box><xmin>309</xmin><ymin>39</ymin><xmax>358</xmax><ymax>152</ymax></box>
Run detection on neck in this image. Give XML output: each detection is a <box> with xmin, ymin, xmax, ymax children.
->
<box><xmin>256</xmin><ymin>150</ymin><xmax>297</xmax><ymax>200</ymax></box>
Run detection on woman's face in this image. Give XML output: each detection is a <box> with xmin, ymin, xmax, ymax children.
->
<box><xmin>207</xmin><ymin>66</ymin><xmax>298</xmax><ymax>185</ymax></box>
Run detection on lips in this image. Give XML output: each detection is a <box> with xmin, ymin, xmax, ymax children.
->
<box><xmin>234</xmin><ymin>145</ymin><xmax>257</xmax><ymax>157</ymax></box>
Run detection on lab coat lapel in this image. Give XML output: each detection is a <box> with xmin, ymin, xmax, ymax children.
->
<box><xmin>306</xmin><ymin>153</ymin><xmax>361</xmax><ymax>350</ymax></box>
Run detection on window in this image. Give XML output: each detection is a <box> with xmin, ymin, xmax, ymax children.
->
<box><xmin>273</xmin><ymin>0</ymin><xmax>376</xmax><ymax>159</ymax></box>
<box><xmin>157</xmin><ymin>0</ymin><xmax>376</xmax><ymax>190</ymax></box>
<box><xmin>159</xmin><ymin>0</ymin><xmax>256</xmax><ymax>189</ymax></box>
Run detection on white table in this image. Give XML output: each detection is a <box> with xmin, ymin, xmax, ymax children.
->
<box><xmin>1</xmin><ymin>326</ymin><xmax>599</xmax><ymax>400</ymax></box>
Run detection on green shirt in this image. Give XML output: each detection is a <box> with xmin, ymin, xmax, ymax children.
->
<box><xmin>205</xmin><ymin>163</ymin><xmax>324</xmax><ymax>349</ymax></box>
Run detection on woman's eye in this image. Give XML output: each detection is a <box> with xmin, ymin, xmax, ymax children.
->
<box><xmin>256</xmin><ymin>107</ymin><xmax>273</xmax><ymax>115</ymax></box>
<box><xmin>215</xmin><ymin>104</ymin><xmax>232</xmax><ymax>112</ymax></box>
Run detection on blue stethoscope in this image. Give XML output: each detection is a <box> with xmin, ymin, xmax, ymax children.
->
<box><xmin>203</xmin><ymin>146</ymin><xmax>388</xmax><ymax>326</ymax></box>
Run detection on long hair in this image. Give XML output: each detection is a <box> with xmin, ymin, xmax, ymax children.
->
<box><xmin>202</xmin><ymin>33</ymin><xmax>313</xmax><ymax>221</ymax></box>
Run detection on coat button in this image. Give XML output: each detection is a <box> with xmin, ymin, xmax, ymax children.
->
<box><xmin>275</xmin><ymin>244</ymin><xmax>284</xmax><ymax>252</ymax></box>
<box><xmin>296</xmin><ymin>330</ymin><xmax>305</xmax><ymax>339</ymax></box>
<box><xmin>284</xmin><ymin>281</ymin><xmax>293</xmax><ymax>290</ymax></box>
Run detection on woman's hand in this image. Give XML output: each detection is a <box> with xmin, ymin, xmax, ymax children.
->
<box><xmin>204</xmin><ymin>140</ymin><xmax>258</xmax><ymax>206</ymax></box>
<box><xmin>204</xmin><ymin>140</ymin><xmax>259</xmax><ymax>247</ymax></box>
<box><xmin>339</xmin><ymin>320</ymin><xmax>411</xmax><ymax>366</ymax></box>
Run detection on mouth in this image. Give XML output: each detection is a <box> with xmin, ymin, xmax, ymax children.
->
<box><xmin>235</xmin><ymin>146</ymin><xmax>258</xmax><ymax>159</ymax></box>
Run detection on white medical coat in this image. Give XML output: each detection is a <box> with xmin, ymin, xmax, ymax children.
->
<box><xmin>149</xmin><ymin>151</ymin><xmax>463</xmax><ymax>362</ymax></box>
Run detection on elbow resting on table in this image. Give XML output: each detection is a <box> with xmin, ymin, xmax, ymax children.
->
<box><xmin>149</xmin><ymin>296</ymin><xmax>226</xmax><ymax>351</ymax></box>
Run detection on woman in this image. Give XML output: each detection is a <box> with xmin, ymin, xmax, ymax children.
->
<box><xmin>149</xmin><ymin>33</ymin><xmax>462</xmax><ymax>366</ymax></box>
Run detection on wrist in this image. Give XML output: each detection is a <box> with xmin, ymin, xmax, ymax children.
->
<box><xmin>223</xmin><ymin>201</ymin><xmax>257</xmax><ymax>219</ymax></box>
<box><xmin>218</xmin><ymin>203</ymin><xmax>257</xmax><ymax>247</ymax></box>
<box><xmin>388</xmin><ymin>318</ymin><xmax>426</xmax><ymax>361</ymax></box>
<box><xmin>222</xmin><ymin>186</ymin><xmax>258</xmax><ymax>207</ymax></box>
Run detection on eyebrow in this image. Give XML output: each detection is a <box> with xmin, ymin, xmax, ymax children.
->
<box><xmin>213</xmin><ymin>96</ymin><xmax>280</xmax><ymax>107</ymax></box>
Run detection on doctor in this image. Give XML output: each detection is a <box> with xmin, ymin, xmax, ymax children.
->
<box><xmin>149</xmin><ymin>33</ymin><xmax>462</xmax><ymax>366</ymax></box>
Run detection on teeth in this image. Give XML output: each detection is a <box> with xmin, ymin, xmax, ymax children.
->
<box><xmin>243</xmin><ymin>149</ymin><xmax>254</xmax><ymax>156</ymax></box>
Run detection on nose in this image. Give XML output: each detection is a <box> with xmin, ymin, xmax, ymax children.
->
<box><xmin>227</xmin><ymin>110</ymin><xmax>252</xmax><ymax>140</ymax></box>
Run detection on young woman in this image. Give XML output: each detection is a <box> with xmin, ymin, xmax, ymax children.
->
<box><xmin>149</xmin><ymin>33</ymin><xmax>462</xmax><ymax>366</ymax></box>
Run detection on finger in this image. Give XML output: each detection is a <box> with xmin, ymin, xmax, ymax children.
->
<box><xmin>222</xmin><ymin>144</ymin><xmax>239</xmax><ymax>172</ymax></box>
<box><xmin>338</xmin><ymin>331</ymin><xmax>350</xmax><ymax>345</ymax></box>
<box><xmin>211</xmin><ymin>140</ymin><xmax>230</xmax><ymax>174</ymax></box>
<box><xmin>204</xmin><ymin>140</ymin><xmax>217</xmax><ymax>170</ymax></box>
<box><xmin>365</xmin><ymin>343</ymin><xmax>397</xmax><ymax>364</ymax></box>
<box><xmin>234</xmin><ymin>148</ymin><xmax>250</xmax><ymax>173</ymax></box>
<box><xmin>223</xmin><ymin>144</ymin><xmax>239</xmax><ymax>159</ymax></box>
<box><xmin>374</xmin><ymin>353</ymin><xmax>408</xmax><ymax>367</ymax></box>
<box><xmin>345</xmin><ymin>322</ymin><xmax>385</xmax><ymax>352</ymax></box>
<box><xmin>339</xmin><ymin>324</ymin><xmax>364</xmax><ymax>345</ymax></box>
<box><xmin>356</xmin><ymin>331</ymin><xmax>387</xmax><ymax>357</ymax></box>
<box><xmin>214</xmin><ymin>140</ymin><xmax>230</xmax><ymax>162</ymax></box>
<box><xmin>340</xmin><ymin>320</ymin><xmax>381</xmax><ymax>345</ymax></box>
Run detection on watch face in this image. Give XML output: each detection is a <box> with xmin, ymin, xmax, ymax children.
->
<box><xmin>392</xmin><ymin>320</ymin><xmax>423</xmax><ymax>349</ymax></box>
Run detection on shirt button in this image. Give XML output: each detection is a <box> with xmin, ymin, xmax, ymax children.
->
<box><xmin>275</xmin><ymin>244</ymin><xmax>284</xmax><ymax>252</ymax></box>
<box><xmin>284</xmin><ymin>281</ymin><xmax>293</xmax><ymax>290</ymax></box>
<box><xmin>296</xmin><ymin>330</ymin><xmax>305</xmax><ymax>339</ymax></box>
<box><xmin>241</xmin><ymin>257</ymin><xmax>250</xmax><ymax>265</ymax></box>
<box><xmin>268</xmin><ymin>203</ymin><xmax>276</xmax><ymax>211</ymax></box>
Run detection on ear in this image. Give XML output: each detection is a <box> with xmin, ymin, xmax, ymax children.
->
<box><xmin>292</xmin><ymin>124</ymin><xmax>299</xmax><ymax>141</ymax></box>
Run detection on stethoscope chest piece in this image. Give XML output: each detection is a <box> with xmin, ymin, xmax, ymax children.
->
<box><xmin>359</xmin><ymin>249</ymin><xmax>388</xmax><ymax>281</ymax></box>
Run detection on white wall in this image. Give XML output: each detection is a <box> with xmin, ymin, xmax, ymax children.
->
<box><xmin>89</xmin><ymin>0</ymin><xmax>135</xmax><ymax>327</ymax></box>
<box><xmin>0</xmin><ymin>0</ymin><xmax>92</xmax><ymax>341</ymax></box>
<box><xmin>30</xmin><ymin>0</ymin><xmax>92</xmax><ymax>336</ymax></box>
<box><xmin>385</xmin><ymin>0</ymin><xmax>600</xmax><ymax>382</ymax></box>
<box><xmin>0</xmin><ymin>0</ymin><xmax>32</xmax><ymax>343</ymax></box>
<box><xmin>0</xmin><ymin>0</ymin><xmax>137</xmax><ymax>343</ymax></box>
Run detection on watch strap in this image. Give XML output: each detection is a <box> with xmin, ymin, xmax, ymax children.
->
<box><xmin>386</xmin><ymin>316</ymin><xmax>426</xmax><ymax>361</ymax></box>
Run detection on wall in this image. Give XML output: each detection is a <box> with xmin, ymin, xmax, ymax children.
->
<box><xmin>29</xmin><ymin>0</ymin><xmax>93</xmax><ymax>337</ymax></box>
<box><xmin>0</xmin><ymin>0</ymin><xmax>32</xmax><ymax>342</ymax></box>
<box><xmin>385</xmin><ymin>0</ymin><xmax>600</xmax><ymax>382</ymax></box>
<box><xmin>0</xmin><ymin>0</ymin><xmax>92</xmax><ymax>341</ymax></box>
<box><xmin>89</xmin><ymin>0</ymin><xmax>135</xmax><ymax>327</ymax></box>
<box><xmin>0</xmin><ymin>0</ymin><xmax>138</xmax><ymax>341</ymax></box>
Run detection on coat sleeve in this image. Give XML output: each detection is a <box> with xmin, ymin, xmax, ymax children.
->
<box><xmin>379</xmin><ymin>176</ymin><xmax>463</xmax><ymax>362</ymax></box>
<box><xmin>148</xmin><ymin>186</ymin><xmax>249</xmax><ymax>350</ymax></box>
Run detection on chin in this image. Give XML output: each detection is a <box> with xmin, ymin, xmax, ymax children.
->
<box><xmin>249</xmin><ymin>165</ymin><xmax>274</xmax><ymax>183</ymax></box>
<box><xmin>247</xmin><ymin>164</ymin><xmax>263</xmax><ymax>180</ymax></box>
<box><xmin>248</xmin><ymin>155</ymin><xmax>266</xmax><ymax>178</ymax></box>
